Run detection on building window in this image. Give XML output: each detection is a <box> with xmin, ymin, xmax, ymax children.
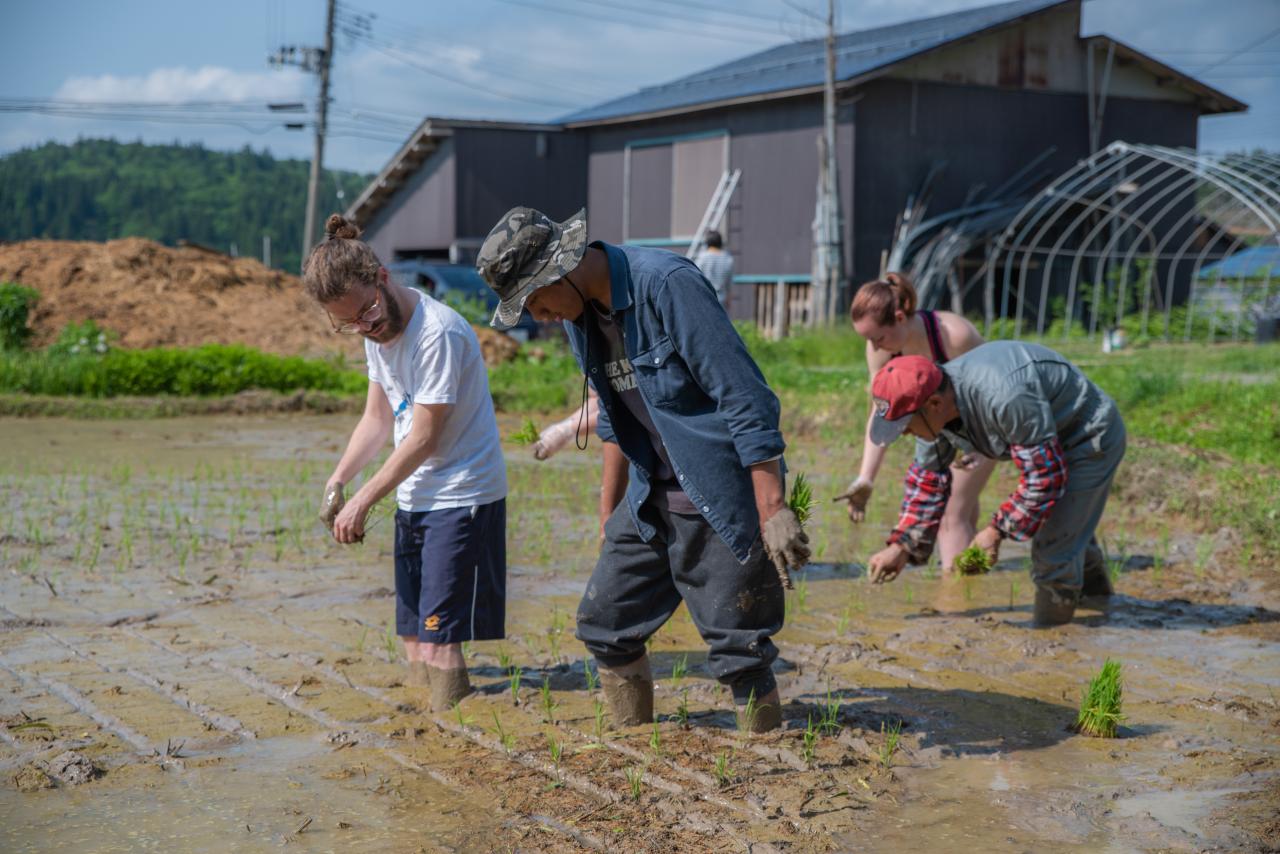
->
<box><xmin>624</xmin><ymin>131</ymin><xmax>728</xmax><ymax>246</ymax></box>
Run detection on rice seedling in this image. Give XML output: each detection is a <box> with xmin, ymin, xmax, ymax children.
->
<box><xmin>648</xmin><ymin>722</ymin><xmax>662</xmax><ymax>755</ymax></box>
<box><xmin>787</xmin><ymin>472</ymin><xmax>818</xmax><ymax>526</ymax></box>
<box><xmin>792</xmin><ymin>572</ymin><xmax>809</xmax><ymax>614</ymax></box>
<box><xmin>546</xmin><ymin>607</ymin><xmax>567</xmax><ymax>664</ymax></box>
<box><xmin>584</xmin><ymin>660</ymin><xmax>599</xmax><ymax>693</ymax></box>
<box><xmin>738</xmin><ymin>689</ymin><xmax>759</xmax><ymax>733</ymax></box>
<box><xmin>491</xmin><ymin>711</ymin><xmax>516</xmax><ymax>754</ymax></box>
<box><xmin>624</xmin><ymin>765</ymin><xmax>644</xmax><ymax>801</ymax></box>
<box><xmin>836</xmin><ymin>605</ymin><xmax>851</xmax><ymax>635</ymax></box>
<box><xmin>510</xmin><ymin>417</ymin><xmax>541</xmax><ymax>445</ymax></box>
<box><xmin>547</xmin><ymin>734</ymin><xmax>564</xmax><ymax>772</ymax></box>
<box><xmin>539</xmin><ymin>675</ymin><xmax>558</xmax><ymax>723</ymax></box>
<box><xmin>592</xmin><ymin>698</ymin><xmax>607</xmax><ymax>743</ymax></box>
<box><xmin>453</xmin><ymin>704</ymin><xmax>474</xmax><ymax>728</ymax></box>
<box><xmin>354</xmin><ymin>626</ymin><xmax>369</xmax><ymax>655</ymax></box>
<box><xmin>1073</xmin><ymin>659</ymin><xmax>1124</xmax><ymax>738</ymax></box>
<box><xmin>382</xmin><ymin>622</ymin><xmax>399</xmax><ymax>661</ymax></box>
<box><xmin>712</xmin><ymin>751</ymin><xmax>734</xmax><ymax>787</ymax></box>
<box><xmin>903</xmin><ymin>581</ymin><xmax>914</xmax><ymax>604</ymax></box>
<box><xmin>800</xmin><ymin>716</ymin><xmax>818</xmax><ymax>766</ymax></box>
<box><xmin>509</xmin><ymin>664</ymin><xmax>523</xmax><ymax>705</ymax></box>
<box><xmin>669</xmin><ymin>653</ymin><xmax>688</xmax><ymax>687</ymax></box>
<box><xmin>818</xmin><ymin>685</ymin><xmax>841</xmax><ymax>734</ymax></box>
<box><xmin>496</xmin><ymin>645</ymin><xmax>512</xmax><ymax>672</ymax></box>
<box><xmin>675</xmin><ymin>689</ymin><xmax>690</xmax><ymax>729</ymax></box>
<box><xmin>1194</xmin><ymin>534</ymin><xmax>1215</xmax><ymax>579</ymax></box>
<box><xmin>879</xmin><ymin>719</ymin><xmax>902</xmax><ymax>768</ymax></box>
<box><xmin>954</xmin><ymin>545</ymin><xmax>992</xmax><ymax>575</ymax></box>
<box><xmin>1009</xmin><ymin>578</ymin><xmax>1021</xmax><ymax>610</ymax></box>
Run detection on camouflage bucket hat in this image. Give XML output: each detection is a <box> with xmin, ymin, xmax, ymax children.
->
<box><xmin>476</xmin><ymin>206</ymin><xmax>587</xmax><ymax>330</ymax></box>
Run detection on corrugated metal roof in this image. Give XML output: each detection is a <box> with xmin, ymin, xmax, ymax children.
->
<box><xmin>1197</xmin><ymin>246</ymin><xmax>1280</xmax><ymax>279</ymax></box>
<box><xmin>559</xmin><ymin>0</ymin><xmax>1068</xmax><ymax>124</ymax></box>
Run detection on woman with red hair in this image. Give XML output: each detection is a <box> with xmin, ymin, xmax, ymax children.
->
<box><xmin>838</xmin><ymin>273</ymin><xmax>995</xmax><ymax>574</ymax></box>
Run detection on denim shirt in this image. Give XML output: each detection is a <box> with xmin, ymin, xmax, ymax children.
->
<box><xmin>565</xmin><ymin>242</ymin><xmax>785</xmax><ymax>563</ymax></box>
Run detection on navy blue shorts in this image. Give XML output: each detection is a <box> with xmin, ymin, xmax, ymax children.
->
<box><xmin>393</xmin><ymin>499</ymin><xmax>506</xmax><ymax>644</ymax></box>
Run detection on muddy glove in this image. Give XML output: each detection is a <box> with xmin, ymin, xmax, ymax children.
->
<box><xmin>319</xmin><ymin>481</ymin><xmax>344</xmax><ymax>534</ymax></box>
<box><xmin>952</xmin><ymin>452</ymin><xmax>982</xmax><ymax>472</ymax></box>
<box><xmin>762</xmin><ymin>508</ymin><xmax>810</xmax><ymax>590</ymax></box>
<box><xmin>833</xmin><ymin>476</ymin><xmax>874</xmax><ymax>523</ymax></box>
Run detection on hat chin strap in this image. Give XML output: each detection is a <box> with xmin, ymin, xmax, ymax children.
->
<box><xmin>563</xmin><ymin>271</ymin><xmax>593</xmax><ymax>452</ymax></box>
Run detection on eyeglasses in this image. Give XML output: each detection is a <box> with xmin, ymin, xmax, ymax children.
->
<box><xmin>329</xmin><ymin>292</ymin><xmax>385</xmax><ymax>334</ymax></box>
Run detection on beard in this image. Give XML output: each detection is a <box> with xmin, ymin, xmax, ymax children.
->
<box><xmin>364</xmin><ymin>283</ymin><xmax>407</xmax><ymax>343</ymax></box>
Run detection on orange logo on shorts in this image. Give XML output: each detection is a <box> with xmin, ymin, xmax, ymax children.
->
<box><xmin>424</xmin><ymin>615</ymin><xmax>441</xmax><ymax>631</ymax></box>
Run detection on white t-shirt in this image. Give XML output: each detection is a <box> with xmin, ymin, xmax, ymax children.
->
<box><xmin>365</xmin><ymin>294</ymin><xmax>507</xmax><ymax>511</ymax></box>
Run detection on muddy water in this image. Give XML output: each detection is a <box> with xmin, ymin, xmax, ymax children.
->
<box><xmin>2</xmin><ymin>416</ymin><xmax>1277</xmax><ymax>852</ymax></box>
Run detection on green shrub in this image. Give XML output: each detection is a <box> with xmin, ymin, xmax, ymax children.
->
<box><xmin>0</xmin><ymin>344</ymin><xmax>366</xmax><ymax>398</ymax></box>
<box><xmin>0</xmin><ymin>282</ymin><xmax>39</xmax><ymax>351</ymax></box>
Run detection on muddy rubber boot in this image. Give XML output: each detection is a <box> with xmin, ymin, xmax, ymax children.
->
<box><xmin>738</xmin><ymin>688</ymin><xmax>783</xmax><ymax>734</ymax></box>
<box><xmin>406</xmin><ymin>660</ymin><xmax>431</xmax><ymax>688</ymax></box>
<box><xmin>1033</xmin><ymin>587</ymin><xmax>1077</xmax><ymax>627</ymax></box>
<box><xmin>599</xmin><ymin>660</ymin><xmax>653</xmax><ymax>728</ymax></box>
<box><xmin>1081</xmin><ymin>542</ymin><xmax>1114</xmax><ymax>598</ymax></box>
<box><xmin>427</xmin><ymin>666</ymin><xmax>473</xmax><ymax>712</ymax></box>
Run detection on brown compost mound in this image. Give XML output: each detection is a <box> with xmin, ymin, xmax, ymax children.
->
<box><xmin>0</xmin><ymin>238</ymin><xmax>518</xmax><ymax>364</ymax></box>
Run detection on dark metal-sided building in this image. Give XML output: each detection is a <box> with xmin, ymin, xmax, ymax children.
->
<box><xmin>346</xmin><ymin>0</ymin><xmax>1244</xmax><ymax>322</ymax></box>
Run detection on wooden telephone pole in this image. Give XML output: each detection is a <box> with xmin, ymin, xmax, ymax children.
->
<box><xmin>270</xmin><ymin>0</ymin><xmax>336</xmax><ymax>266</ymax></box>
<box><xmin>811</xmin><ymin>0</ymin><xmax>844</xmax><ymax>326</ymax></box>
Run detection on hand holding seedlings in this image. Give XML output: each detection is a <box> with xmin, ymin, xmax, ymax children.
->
<box><xmin>331</xmin><ymin>492</ymin><xmax>372</xmax><ymax>544</ymax></box>
<box><xmin>967</xmin><ymin>525</ymin><xmax>1002</xmax><ymax>568</ymax></box>
<box><xmin>833</xmin><ymin>475</ymin><xmax>873</xmax><ymax>523</ymax></box>
<box><xmin>762</xmin><ymin>508</ymin><xmax>810</xmax><ymax>589</ymax></box>
<box><xmin>762</xmin><ymin>473</ymin><xmax>816</xmax><ymax>588</ymax></box>
<box><xmin>319</xmin><ymin>481</ymin><xmax>345</xmax><ymax>534</ymax></box>
<box><xmin>867</xmin><ymin>542</ymin><xmax>910</xmax><ymax>584</ymax></box>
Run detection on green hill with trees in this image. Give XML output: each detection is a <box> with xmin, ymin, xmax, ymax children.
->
<box><xmin>0</xmin><ymin>139</ymin><xmax>372</xmax><ymax>274</ymax></box>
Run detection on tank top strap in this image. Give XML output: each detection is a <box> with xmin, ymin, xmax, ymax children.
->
<box><xmin>919</xmin><ymin>310</ymin><xmax>948</xmax><ymax>363</ymax></box>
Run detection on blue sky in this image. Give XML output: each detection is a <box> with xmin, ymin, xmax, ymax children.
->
<box><xmin>3</xmin><ymin>0</ymin><xmax>1276</xmax><ymax>178</ymax></box>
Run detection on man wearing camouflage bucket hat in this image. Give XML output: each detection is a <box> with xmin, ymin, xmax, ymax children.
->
<box><xmin>478</xmin><ymin>206</ymin><xmax>810</xmax><ymax>734</ymax></box>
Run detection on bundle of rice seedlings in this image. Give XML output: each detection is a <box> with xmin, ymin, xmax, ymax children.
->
<box><xmin>954</xmin><ymin>545</ymin><xmax>993</xmax><ymax>575</ymax></box>
<box><xmin>1073</xmin><ymin>659</ymin><xmax>1124</xmax><ymax>738</ymax></box>
<box><xmin>510</xmin><ymin>417</ymin><xmax>540</xmax><ymax>445</ymax></box>
<box><xmin>787</xmin><ymin>472</ymin><xmax>818</xmax><ymax>526</ymax></box>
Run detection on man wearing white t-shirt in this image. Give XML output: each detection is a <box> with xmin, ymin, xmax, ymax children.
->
<box><xmin>303</xmin><ymin>214</ymin><xmax>507</xmax><ymax>711</ymax></box>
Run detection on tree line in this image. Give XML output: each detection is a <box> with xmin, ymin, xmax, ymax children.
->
<box><xmin>0</xmin><ymin>139</ymin><xmax>373</xmax><ymax>273</ymax></box>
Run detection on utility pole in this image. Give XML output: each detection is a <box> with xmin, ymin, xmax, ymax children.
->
<box><xmin>811</xmin><ymin>0</ymin><xmax>843</xmax><ymax>326</ymax></box>
<box><xmin>269</xmin><ymin>0</ymin><xmax>335</xmax><ymax>266</ymax></box>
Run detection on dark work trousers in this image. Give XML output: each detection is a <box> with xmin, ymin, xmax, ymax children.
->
<box><xmin>575</xmin><ymin>502</ymin><xmax>785</xmax><ymax>704</ymax></box>
<box><xmin>1032</xmin><ymin>417</ymin><xmax>1127</xmax><ymax>599</ymax></box>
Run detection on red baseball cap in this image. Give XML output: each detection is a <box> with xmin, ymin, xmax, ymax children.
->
<box><xmin>869</xmin><ymin>355</ymin><xmax>943</xmax><ymax>446</ymax></box>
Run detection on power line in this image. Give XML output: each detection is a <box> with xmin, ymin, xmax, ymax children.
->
<box><xmin>334</xmin><ymin>9</ymin><xmax>610</xmax><ymax>100</ymax></box>
<box><xmin>1191</xmin><ymin>24</ymin><xmax>1280</xmax><ymax>75</ymax></box>
<box><xmin>345</xmin><ymin>31</ymin><xmax>581</xmax><ymax>109</ymax></box>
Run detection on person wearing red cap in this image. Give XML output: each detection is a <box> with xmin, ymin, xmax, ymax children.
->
<box><xmin>864</xmin><ymin>341</ymin><xmax>1126</xmax><ymax>626</ymax></box>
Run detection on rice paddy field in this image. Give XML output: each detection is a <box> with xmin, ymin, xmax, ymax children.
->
<box><xmin>1</xmin><ymin>340</ymin><xmax>1278</xmax><ymax>853</ymax></box>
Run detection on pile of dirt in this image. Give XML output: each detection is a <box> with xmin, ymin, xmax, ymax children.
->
<box><xmin>0</xmin><ymin>238</ymin><xmax>519</xmax><ymax>365</ymax></box>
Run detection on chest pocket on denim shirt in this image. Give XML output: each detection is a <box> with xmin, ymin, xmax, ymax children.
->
<box><xmin>632</xmin><ymin>336</ymin><xmax>696</xmax><ymax>408</ymax></box>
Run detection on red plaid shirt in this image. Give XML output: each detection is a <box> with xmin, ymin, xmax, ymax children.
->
<box><xmin>889</xmin><ymin>437</ymin><xmax>1068</xmax><ymax>560</ymax></box>
<box><xmin>888</xmin><ymin>463</ymin><xmax>951</xmax><ymax>562</ymax></box>
<box><xmin>991</xmin><ymin>438</ymin><xmax>1068</xmax><ymax>541</ymax></box>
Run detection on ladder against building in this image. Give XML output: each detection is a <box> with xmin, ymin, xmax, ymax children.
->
<box><xmin>687</xmin><ymin>168</ymin><xmax>742</xmax><ymax>258</ymax></box>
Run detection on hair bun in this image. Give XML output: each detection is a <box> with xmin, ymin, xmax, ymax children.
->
<box><xmin>324</xmin><ymin>214</ymin><xmax>361</xmax><ymax>240</ymax></box>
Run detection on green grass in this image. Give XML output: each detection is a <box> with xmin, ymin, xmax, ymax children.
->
<box><xmin>1074</xmin><ymin>659</ymin><xmax>1125</xmax><ymax>738</ymax></box>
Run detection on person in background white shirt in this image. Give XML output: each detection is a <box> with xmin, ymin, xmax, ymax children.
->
<box><xmin>304</xmin><ymin>213</ymin><xmax>507</xmax><ymax>713</ymax></box>
<box><xmin>693</xmin><ymin>230</ymin><xmax>734</xmax><ymax>312</ymax></box>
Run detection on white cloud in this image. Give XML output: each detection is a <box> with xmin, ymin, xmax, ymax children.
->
<box><xmin>54</xmin><ymin>65</ymin><xmax>309</xmax><ymax>103</ymax></box>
